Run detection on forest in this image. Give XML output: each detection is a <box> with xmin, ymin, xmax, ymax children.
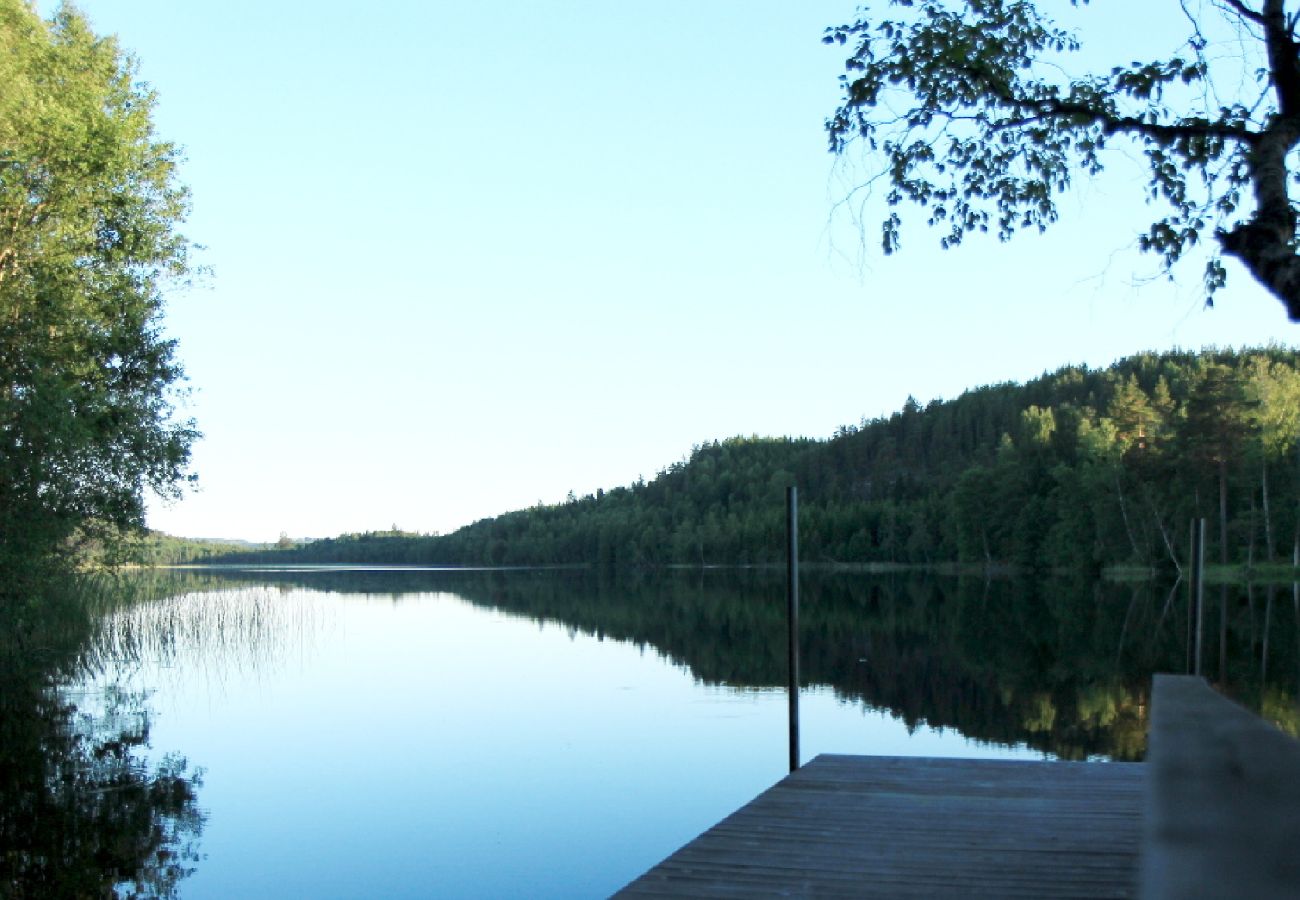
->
<box><xmin>176</xmin><ymin>347</ymin><xmax>1300</xmax><ymax>573</ymax></box>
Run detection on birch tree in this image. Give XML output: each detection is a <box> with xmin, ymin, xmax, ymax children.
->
<box><xmin>826</xmin><ymin>0</ymin><xmax>1300</xmax><ymax>319</ymax></box>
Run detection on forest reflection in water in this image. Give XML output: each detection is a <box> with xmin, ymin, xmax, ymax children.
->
<box><xmin>100</xmin><ymin>566</ymin><xmax>1300</xmax><ymax>761</ymax></box>
<box><xmin>384</xmin><ymin>566</ymin><xmax>1297</xmax><ymax>759</ymax></box>
<box><xmin>3</xmin><ymin>567</ymin><xmax>1298</xmax><ymax>897</ymax></box>
<box><xmin>0</xmin><ymin>575</ymin><xmax>206</xmax><ymax>899</ymax></box>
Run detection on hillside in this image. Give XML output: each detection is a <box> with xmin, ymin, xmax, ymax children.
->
<box><xmin>179</xmin><ymin>347</ymin><xmax>1300</xmax><ymax>572</ymax></box>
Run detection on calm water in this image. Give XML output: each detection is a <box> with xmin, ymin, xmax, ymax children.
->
<box><xmin>6</xmin><ymin>568</ymin><xmax>1299</xmax><ymax>897</ymax></box>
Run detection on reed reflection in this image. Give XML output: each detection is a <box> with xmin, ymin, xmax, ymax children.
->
<box><xmin>0</xmin><ymin>576</ymin><xmax>205</xmax><ymax>899</ymax></box>
<box><xmin>88</xmin><ymin>580</ymin><xmax>339</xmax><ymax>689</ymax></box>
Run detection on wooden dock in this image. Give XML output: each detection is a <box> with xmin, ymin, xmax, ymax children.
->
<box><xmin>617</xmin><ymin>755</ymin><xmax>1143</xmax><ymax>898</ymax></box>
<box><xmin>617</xmin><ymin>675</ymin><xmax>1300</xmax><ymax>898</ymax></box>
<box><xmin>1141</xmin><ymin>675</ymin><xmax>1300</xmax><ymax>899</ymax></box>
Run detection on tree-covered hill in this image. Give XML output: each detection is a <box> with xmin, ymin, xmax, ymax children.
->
<box><xmin>204</xmin><ymin>347</ymin><xmax>1300</xmax><ymax>572</ymax></box>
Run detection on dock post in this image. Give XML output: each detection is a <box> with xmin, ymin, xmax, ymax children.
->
<box><xmin>787</xmin><ymin>485</ymin><xmax>800</xmax><ymax>772</ymax></box>
<box><xmin>1194</xmin><ymin>518</ymin><xmax>1206</xmax><ymax>677</ymax></box>
<box><xmin>1186</xmin><ymin>520</ymin><xmax>1195</xmax><ymax>674</ymax></box>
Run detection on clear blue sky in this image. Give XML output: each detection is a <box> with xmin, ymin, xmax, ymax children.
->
<box><xmin>52</xmin><ymin>0</ymin><xmax>1299</xmax><ymax>542</ymax></box>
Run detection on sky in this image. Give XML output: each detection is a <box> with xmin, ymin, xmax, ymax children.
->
<box><xmin>47</xmin><ymin>0</ymin><xmax>1300</xmax><ymax>542</ymax></box>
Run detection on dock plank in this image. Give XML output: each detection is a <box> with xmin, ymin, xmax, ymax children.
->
<box><xmin>1142</xmin><ymin>674</ymin><xmax>1300</xmax><ymax>900</ymax></box>
<box><xmin>617</xmin><ymin>755</ymin><xmax>1143</xmax><ymax>898</ymax></box>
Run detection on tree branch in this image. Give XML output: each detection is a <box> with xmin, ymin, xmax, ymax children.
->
<box><xmin>1011</xmin><ymin>98</ymin><xmax>1255</xmax><ymax>144</ymax></box>
<box><xmin>1220</xmin><ymin>0</ymin><xmax>1267</xmax><ymax>26</ymax></box>
<box><xmin>1218</xmin><ymin>108</ymin><xmax>1300</xmax><ymax>319</ymax></box>
<box><xmin>828</xmin><ymin>1</ymin><xmax>1300</xmax><ymax>318</ymax></box>
<box><xmin>1263</xmin><ymin>0</ymin><xmax>1300</xmax><ymax>116</ymax></box>
<box><xmin>945</xmin><ymin>61</ymin><xmax>1256</xmax><ymax>144</ymax></box>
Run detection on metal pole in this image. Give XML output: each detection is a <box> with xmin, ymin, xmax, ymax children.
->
<box><xmin>787</xmin><ymin>485</ymin><xmax>800</xmax><ymax>773</ymax></box>
<box><xmin>1195</xmin><ymin>518</ymin><xmax>1206</xmax><ymax>677</ymax></box>
<box><xmin>1186</xmin><ymin>519</ymin><xmax>1195</xmax><ymax>674</ymax></box>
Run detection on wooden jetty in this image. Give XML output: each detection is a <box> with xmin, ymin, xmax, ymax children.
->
<box><xmin>1142</xmin><ymin>675</ymin><xmax>1300</xmax><ymax>899</ymax></box>
<box><xmin>617</xmin><ymin>675</ymin><xmax>1300</xmax><ymax>898</ymax></box>
<box><xmin>617</xmin><ymin>755</ymin><xmax>1143</xmax><ymax>898</ymax></box>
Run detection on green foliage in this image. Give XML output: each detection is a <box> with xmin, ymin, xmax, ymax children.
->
<box><xmin>0</xmin><ymin>1</ymin><xmax>196</xmax><ymax>573</ymax></box>
<box><xmin>825</xmin><ymin>1</ymin><xmax>1300</xmax><ymax>318</ymax></box>
<box><xmin>89</xmin><ymin>530</ymin><xmax>268</xmax><ymax>567</ymax></box>
<box><xmin>214</xmin><ymin>348</ymin><xmax>1300</xmax><ymax>575</ymax></box>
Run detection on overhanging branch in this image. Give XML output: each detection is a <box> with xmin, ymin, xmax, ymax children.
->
<box><xmin>990</xmin><ymin>100</ymin><xmax>1255</xmax><ymax>145</ymax></box>
<box><xmin>945</xmin><ymin>63</ymin><xmax>1256</xmax><ymax>145</ymax></box>
<box><xmin>1220</xmin><ymin>0</ymin><xmax>1267</xmax><ymax>26</ymax></box>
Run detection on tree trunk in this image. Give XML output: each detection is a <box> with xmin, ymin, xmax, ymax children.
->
<box><xmin>1219</xmin><ymin>460</ymin><xmax>1229</xmax><ymax>565</ymax></box>
<box><xmin>1263</xmin><ymin>585</ymin><xmax>1275</xmax><ymax>683</ymax></box>
<box><xmin>1248</xmin><ymin>494</ymin><xmax>1257</xmax><ymax>569</ymax></box>
<box><xmin>1219</xmin><ymin>2</ymin><xmax>1300</xmax><ymax>320</ymax></box>
<box><xmin>1152</xmin><ymin>504</ymin><xmax>1181</xmax><ymax>574</ymax></box>
<box><xmin>1262</xmin><ymin>458</ymin><xmax>1275</xmax><ymax>562</ymax></box>
<box><xmin>1219</xmin><ymin>220</ymin><xmax>1300</xmax><ymax>320</ymax></box>
<box><xmin>1247</xmin><ymin>581</ymin><xmax>1257</xmax><ymax>651</ymax></box>
<box><xmin>1115</xmin><ymin>472</ymin><xmax>1142</xmax><ymax>561</ymax></box>
<box><xmin>1219</xmin><ymin>585</ymin><xmax>1229</xmax><ymax>683</ymax></box>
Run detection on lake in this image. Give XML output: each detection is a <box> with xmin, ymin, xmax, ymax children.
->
<box><xmin>4</xmin><ymin>567</ymin><xmax>1297</xmax><ymax>897</ymax></box>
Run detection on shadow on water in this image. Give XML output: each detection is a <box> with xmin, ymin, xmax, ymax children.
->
<box><xmin>158</xmin><ymin>566</ymin><xmax>1299</xmax><ymax>762</ymax></box>
<box><xmin>0</xmin><ymin>573</ymin><xmax>206</xmax><ymax>899</ymax></box>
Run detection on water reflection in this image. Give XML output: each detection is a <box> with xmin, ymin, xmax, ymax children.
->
<box><xmin>7</xmin><ymin>567</ymin><xmax>1297</xmax><ymax>897</ymax></box>
<box><xmin>132</xmin><ymin>567</ymin><xmax>1299</xmax><ymax>760</ymax></box>
<box><xmin>0</xmin><ymin>576</ymin><xmax>205</xmax><ymax>899</ymax></box>
<box><xmin>90</xmin><ymin>583</ymin><xmax>338</xmax><ymax>691</ymax></box>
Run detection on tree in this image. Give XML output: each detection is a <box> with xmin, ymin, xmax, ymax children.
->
<box><xmin>825</xmin><ymin>0</ymin><xmax>1300</xmax><ymax>319</ymax></box>
<box><xmin>1242</xmin><ymin>353</ymin><xmax>1300</xmax><ymax>559</ymax></box>
<box><xmin>1183</xmin><ymin>362</ymin><xmax>1253</xmax><ymax>561</ymax></box>
<box><xmin>0</xmin><ymin>1</ymin><xmax>196</xmax><ymax>570</ymax></box>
